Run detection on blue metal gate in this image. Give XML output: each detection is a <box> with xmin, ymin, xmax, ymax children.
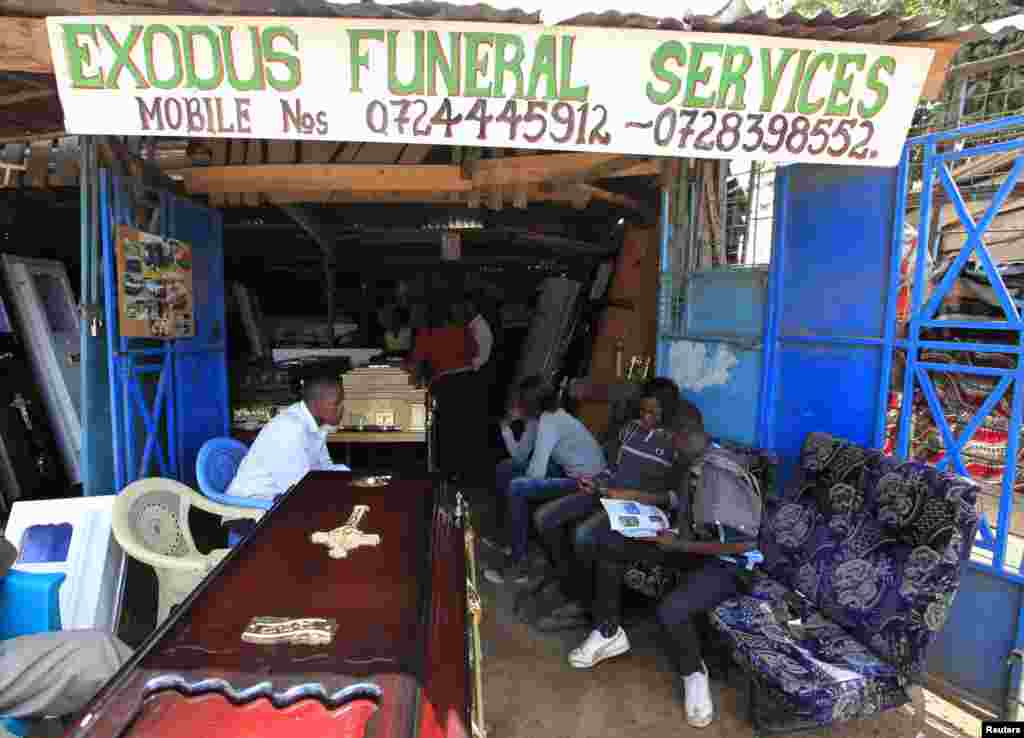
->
<box><xmin>99</xmin><ymin>172</ymin><xmax>228</xmax><ymax>490</ymax></box>
<box><xmin>886</xmin><ymin>116</ymin><xmax>1024</xmax><ymax>713</ymax></box>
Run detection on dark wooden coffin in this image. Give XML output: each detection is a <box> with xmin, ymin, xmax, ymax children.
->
<box><xmin>67</xmin><ymin>474</ymin><xmax>479</xmax><ymax>738</ymax></box>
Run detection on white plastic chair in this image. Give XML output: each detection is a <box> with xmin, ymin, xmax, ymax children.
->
<box><xmin>112</xmin><ymin>477</ymin><xmax>263</xmax><ymax>624</ymax></box>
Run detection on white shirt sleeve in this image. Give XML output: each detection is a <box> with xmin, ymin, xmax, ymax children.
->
<box><xmin>314</xmin><ymin>433</ymin><xmax>350</xmax><ymax>472</ymax></box>
<box><xmin>469</xmin><ymin>315</ymin><xmax>493</xmax><ymax>370</ymax></box>
<box><xmin>500</xmin><ymin>417</ymin><xmax>538</xmax><ymax>465</ymax></box>
<box><xmin>526</xmin><ymin>414</ymin><xmax>559</xmax><ymax>479</ymax></box>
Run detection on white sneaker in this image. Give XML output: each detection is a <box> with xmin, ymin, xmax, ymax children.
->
<box><xmin>568</xmin><ymin>626</ymin><xmax>630</xmax><ymax>669</ymax></box>
<box><xmin>682</xmin><ymin>661</ymin><xmax>713</xmax><ymax>728</ymax></box>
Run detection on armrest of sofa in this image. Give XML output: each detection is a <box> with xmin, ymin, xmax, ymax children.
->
<box><xmin>0</xmin><ymin>570</ymin><xmax>64</xmax><ymax>639</ymax></box>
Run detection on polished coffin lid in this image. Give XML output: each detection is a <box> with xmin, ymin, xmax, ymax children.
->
<box><xmin>69</xmin><ymin>473</ymin><xmax>469</xmax><ymax>738</ymax></box>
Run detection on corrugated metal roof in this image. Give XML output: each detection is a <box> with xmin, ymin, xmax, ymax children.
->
<box><xmin>559</xmin><ymin>5</ymin><xmax>990</xmax><ymax>43</ymax></box>
<box><xmin>0</xmin><ymin>0</ymin><xmax>999</xmax><ymax>42</ymax></box>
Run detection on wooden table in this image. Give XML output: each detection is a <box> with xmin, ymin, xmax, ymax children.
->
<box><xmin>68</xmin><ymin>473</ymin><xmax>477</xmax><ymax>738</ymax></box>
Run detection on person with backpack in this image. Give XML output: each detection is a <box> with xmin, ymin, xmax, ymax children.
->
<box><xmin>567</xmin><ymin>434</ymin><xmax>764</xmax><ymax>730</ymax></box>
<box><xmin>529</xmin><ymin>378</ymin><xmax>690</xmax><ymax>622</ymax></box>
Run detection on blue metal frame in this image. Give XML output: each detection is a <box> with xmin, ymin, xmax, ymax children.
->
<box><xmin>101</xmin><ymin>174</ymin><xmax>178</xmax><ymax>489</ymax></box>
<box><xmin>885</xmin><ymin>115</ymin><xmax>1024</xmax><ymax>578</ymax></box>
<box><xmin>756</xmin><ymin>166</ymin><xmax>788</xmax><ymax>451</ymax></box>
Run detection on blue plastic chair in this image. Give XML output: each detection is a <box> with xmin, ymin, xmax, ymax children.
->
<box><xmin>195</xmin><ymin>437</ymin><xmax>271</xmax><ymax>546</ymax></box>
<box><xmin>0</xmin><ymin>568</ymin><xmax>66</xmax><ymax>737</ymax></box>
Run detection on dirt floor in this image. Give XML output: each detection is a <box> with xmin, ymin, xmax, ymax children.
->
<box><xmin>464</xmin><ymin>484</ymin><xmax>985</xmax><ymax>738</ymax></box>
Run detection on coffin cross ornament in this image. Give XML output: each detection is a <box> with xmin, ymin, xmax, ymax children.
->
<box><xmin>311</xmin><ymin>504</ymin><xmax>381</xmax><ymax>559</ymax></box>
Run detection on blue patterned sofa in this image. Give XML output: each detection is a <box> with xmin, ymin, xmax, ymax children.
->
<box><xmin>710</xmin><ymin>432</ymin><xmax>979</xmax><ymax>735</ymax></box>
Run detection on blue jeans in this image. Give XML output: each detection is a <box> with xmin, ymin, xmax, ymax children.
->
<box><xmin>533</xmin><ymin>492</ymin><xmax>606</xmax><ymax>603</ymax></box>
<box><xmin>505</xmin><ymin>475</ymin><xmax>579</xmax><ymax>563</ymax></box>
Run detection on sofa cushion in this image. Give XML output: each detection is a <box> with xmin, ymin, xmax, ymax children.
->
<box><xmin>711</xmin><ymin>576</ymin><xmax>910</xmax><ymax>725</ymax></box>
<box><xmin>760</xmin><ymin>433</ymin><xmax>978</xmax><ymax>681</ymax></box>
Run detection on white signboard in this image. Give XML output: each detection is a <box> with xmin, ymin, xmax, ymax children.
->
<box><xmin>46</xmin><ymin>16</ymin><xmax>935</xmax><ymax>166</ymax></box>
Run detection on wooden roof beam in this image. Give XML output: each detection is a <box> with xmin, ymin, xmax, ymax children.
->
<box><xmin>176</xmin><ymin>154</ymin><xmax>660</xmax><ymax>196</ymax></box>
<box><xmin>0</xmin><ymin>17</ymin><xmax>51</xmax><ymax>74</ymax></box>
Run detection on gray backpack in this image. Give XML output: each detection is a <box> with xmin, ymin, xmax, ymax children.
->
<box><xmin>690</xmin><ymin>446</ymin><xmax>763</xmax><ymax>539</ymax></box>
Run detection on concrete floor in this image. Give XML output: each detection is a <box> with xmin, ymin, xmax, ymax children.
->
<box><xmin>475</xmin><ymin>548</ymin><xmax>981</xmax><ymax>738</ymax></box>
<box><xmin>464</xmin><ymin>483</ymin><xmax>980</xmax><ymax>738</ymax></box>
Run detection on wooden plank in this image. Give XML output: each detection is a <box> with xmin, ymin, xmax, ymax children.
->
<box><xmin>242</xmin><ymin>139</ymin><xmax>263</xmax><ymax>208</ymax></box>
<box><xmin>303</xmin><ymin>141</ymin><xmax>339</xmax><ymax>164</ymax></box>
<box><xmin>352</xmin><ymin>143</ymin><xmax>402</xmax><ymax>164</ymax></box>
<box><xmin>266</xmin><ymin>139</ymin><xmax>297</xmax><ymax>165</ymax></box>
<box><xmin>397</xmin><ymin>145</ymin><xmax>432</xmax><ymax>164</ymax></box>
<box><xmin>53</xmin><ymin>135</ymin><xmax>79</xmax><ymax>185</ymax></box>
<box><xmin>26</xmin><ymin>139</ymin><xmax>50</xmax><ymax>188</ymax></box>
<box><xmin>205</xmin><ymin>139</ymin><xmax>228</xmax><ymax>207</ymax></box>
<box><xmin>0</xmin><ymin>87</ymin><xmax>56</xmax><ymax>108</ymax></box>
<box><xmin>226</xmin><ymin>139</ymin><xmax>247</xmax><ymax>207</ymax></box>
<box><xmin>905</xmin><ymin>39</ymin><xmax>962</xmax><ymax>100</ymax></box>
<box><xmin>175</xmin><ymin>154</ymin><xmax>660</xmax><ymax>196</ymax></box>
<box><xmin>0</xmin><ymin>17</ymin><xmax>51</xmax><ymax>74</ymax></box>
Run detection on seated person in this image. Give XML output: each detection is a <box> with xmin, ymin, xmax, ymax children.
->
<box><xmin>567</xmin><ymin>428</ymin><xmax>756</xmax><ymax>729</ymax></box>
<box><xmin>0</xmin><ymin>538</ymin><xmax>131</xmax><ymax>726</ymax></box>
<box><xmin>491</xmin><ymin>380</ymin><xmax>541</xmax><ymax>547</ymax></box>
<box><xmin>530</xmin><ymin>378</ymin><xmax>690</xmax><ymax>622</ymax></box>
<box><xmin>225</xmin><ymin>372</ymin><xmax>349</xmax><ymax>535</ymax></box>
<box><xmin>484</xmin><ymin>377</ymin><xmax>606</xmax><ymax>586</ymax></box>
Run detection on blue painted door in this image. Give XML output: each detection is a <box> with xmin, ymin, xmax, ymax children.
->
<box><xmin>100</xmin><ymin>172</ymin><xmax>227</xmax><ymax>490</ymax></box>
<box><xmin>760</xmin><ymin>163</ymin><xmax>900</xmax><ymax>484</ymax></box>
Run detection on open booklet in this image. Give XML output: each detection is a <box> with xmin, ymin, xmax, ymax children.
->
<box><xmin>600</xmin><ymin>498</ymin><xmax>671</xmax><ymax>538</ymax></box>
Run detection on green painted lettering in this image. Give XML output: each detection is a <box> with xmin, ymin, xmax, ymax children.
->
<box><xmin>825</xmin><ymin>52</ymin><xmax>865</xmax><ymax>117</ymax></box>
<box><xmin>61</xmin><ymin>23</ymin><xmax>104</xmax><ymax>90</ymax></box>
<box><xmin>684</xmin><ymin>42</ymin><xmax>722</xmax><ymax>109</ymax></box>
<box><xmin>717</xmin><ymin>44</ymin><xmax>752</xmax><ymax>110</ymax></box>
<box><xmin>100</xmin><ymin>24</ymin><xmax>148</xmax><ymax>89</ymax></box>
<box><xmin>783</xmin><ymin>49</ymin><xmax>813</xmax><ymax>113</ymax></box>
<box><xmin>220</xmin><ymin>26</ymin><xmax>265</xmax><ymax>92</ymax></box>
<box><xmin>387</xmin><ymin>30</ymin><xmax>425</xmax><ymax>95</ymax></box>
<box><xmin>493</xmin><ymin>34</ymin><xmax>525</xmax><ymax>98</ymax></box>
<box><xmin>181</xmin><ymin>25</ymin><xmax>223</xmax><ymax>91</ymax></box>
<box><xmin>858</xmin><ymin>55</ymin><xmax>895</xmax><ymax>119</ymax></box>
<box><xmin>464</xmin><ymin>32</ymin><xmax>494</xmax><ymax>97</ymax></box>
<box><xmin>759</xmin><ymin>48</ymin><xmax>797</xmax><ymax>112</ymax></box>
<box><xmin>142</xmin><ymin>25</ymin><xmax>183</xmax><ymax>90</ymax></box>
<box><xmin>527</xmin><ymin>34</ymin><xmax>557</xmax><ymax>100</ymax></box>
<box><xmin>558</xmin><ymin>36</ymin><xmax>588</xmax><ymax>102</ymax></box>
<box><xmin>796</xmin><ymin>52</ymin><xmax>833</xmax><ymax>115</ymax></box>
<box><xmin>427</xmin><ymin>31</ymin><xmax>461</xmax><ymax>96</ymax></box>
<box><xmin>263</xmin><ymin>26</ymin><xmax>301</xmax><ymax>92</ymax></box>
<box><xmin>646</xmin><ymin>40</ymin><xmax>684</xmax><ymax>106</ymax></box>
<box><xmin>348</xmin><ymin>29</ymin><xmax>384</xmax><ymax>93</ymax></box>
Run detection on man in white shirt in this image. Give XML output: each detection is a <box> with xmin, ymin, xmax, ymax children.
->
<box><xmin>226</xmin><ymin>374</ymin><xmax>349</xmax><ymax>528</ymax></box>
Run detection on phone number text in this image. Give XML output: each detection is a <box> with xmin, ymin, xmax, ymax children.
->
<box><xmin>365</xmin><ymin>97</ymin><xmax>612</xmax><ymax>146</ymax></box>
<box><xmin>630</xmin><ymin>109</ymin><xmax>879</xmax><ymax>161</ymax></box>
